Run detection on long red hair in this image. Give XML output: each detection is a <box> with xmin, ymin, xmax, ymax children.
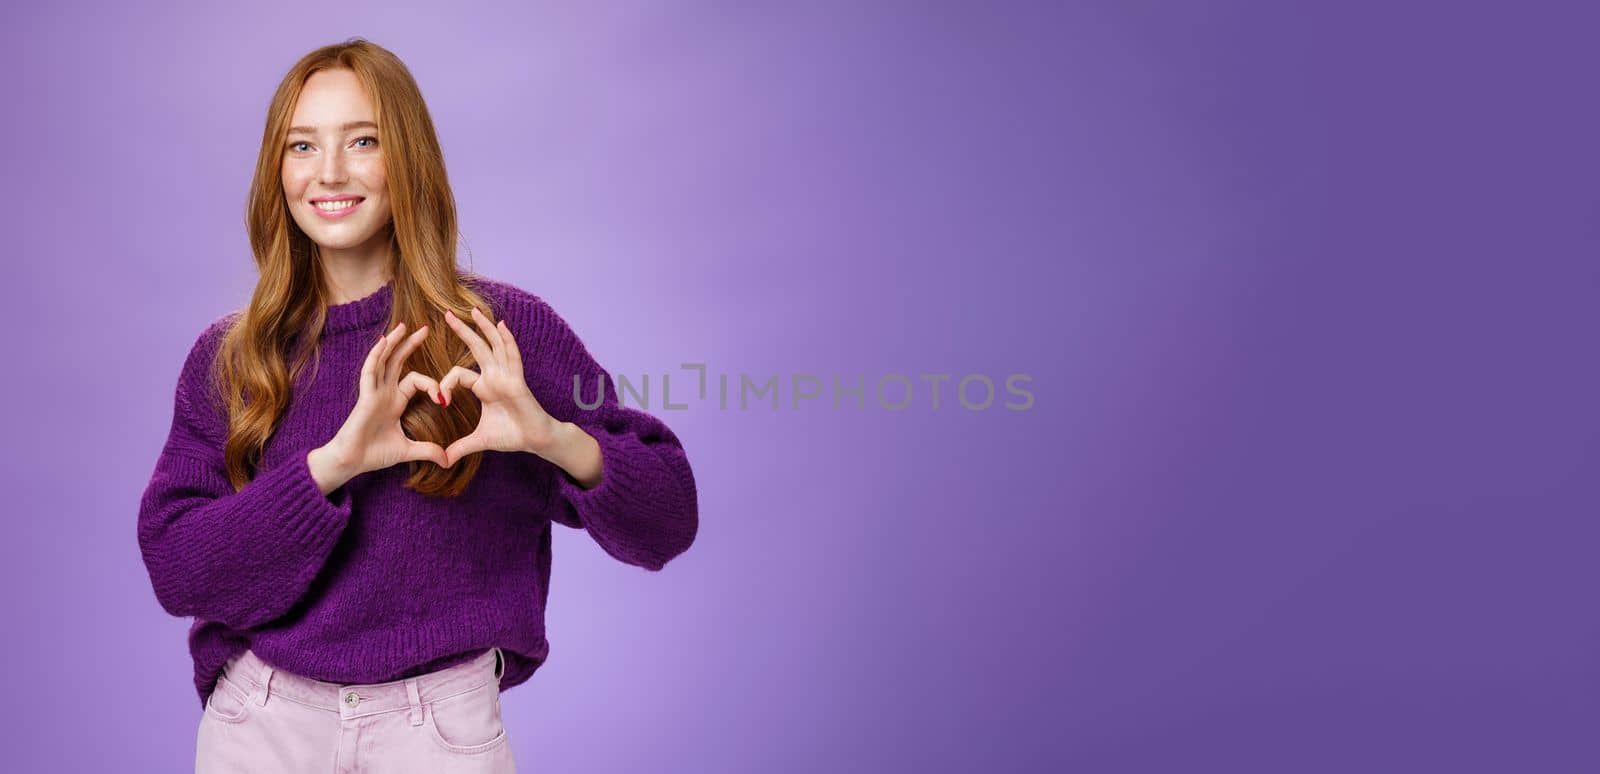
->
<box><xmin>212</xmin><ymin>37</ymin><xmax>496</xmax><ymax>497</ymax></box>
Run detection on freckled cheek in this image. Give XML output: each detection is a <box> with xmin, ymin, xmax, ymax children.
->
<box><xmin>281</xmin><ymin>167</ymin><xmax>313</xmax><ymax>199</ymax></box>
<box><xmin>351</xmin><ymin>160</ymin><xmax>385</xmax><ymax>187</ymax></box>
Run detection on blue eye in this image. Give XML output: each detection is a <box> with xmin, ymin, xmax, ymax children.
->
<box><xmin>286</xmin><ymin>137</ymin><xmax>378</xmax><ymax>153</ymax></box>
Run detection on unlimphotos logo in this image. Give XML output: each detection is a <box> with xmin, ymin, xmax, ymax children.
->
<box><xmin>570</xmin><ymin>364</ymin><xmax>1035</xmax><ymax>412</ymax></box>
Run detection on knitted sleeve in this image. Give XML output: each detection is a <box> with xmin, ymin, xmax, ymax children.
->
<box><xmin>504</xmin><ymin>292</ymin><xmax>699</xmax><ymax>571</ymax></box>
<box><xmin>136</xmin><ymin>317</ymin><xmax>354</xmax><ymax>630</ymax></box>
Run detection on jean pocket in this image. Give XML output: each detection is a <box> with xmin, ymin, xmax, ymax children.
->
<box><xmin>203</xmin><ymin>673</ymin><xmax>252</xmax><ymax>724</ymax></box>
<box><xmin>424</xmin><ymin>680</ymin><xmax>508</xmax><ymax>754</ymax></box>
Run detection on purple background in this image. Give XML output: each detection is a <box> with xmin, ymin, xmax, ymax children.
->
<box><xmin>5</xmin><ymin>2</ymin><xmax>1597</xmax><ymax>772</ymax></box>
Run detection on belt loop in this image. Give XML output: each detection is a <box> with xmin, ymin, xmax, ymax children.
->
<box><xmin>406</xmin><ymin>678</ymin><xmax>424</xmax><ymax>726</ymax></box>
<box><xmin>494</xmin><ymin>647</ymin><xmax>504</xmax><ymax>682</ymax></box>
<box><xmin>254</xmin><ymin>664</ymin><xmax>275</xmax><ymax>707</ymax></box>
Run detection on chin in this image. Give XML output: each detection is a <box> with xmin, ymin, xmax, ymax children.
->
<box><xmin>313</xmin><ymin>233</ymin><xmax>377</xmax><ymax>250</ymax></box>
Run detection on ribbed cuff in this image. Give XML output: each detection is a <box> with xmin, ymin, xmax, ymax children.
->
<box><xmin>246</xmin><ymin>450</ymin><xmax>354</xmax><ymax>551</ymax></box>
<box><xmin>553</xmin><ymin>422</ymin><xmax>629</xmax><ymax>521</ymax></box>
<box><xmin>550</xmin><ymin>422</ymin><xmax>695</xmax><ymax>570</ymax></box>
<box><xmin>146</xmin><ymin>449</ymin><xmax>355</xmax><ymax>630</ymax></box>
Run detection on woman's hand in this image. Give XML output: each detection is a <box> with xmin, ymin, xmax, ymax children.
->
<box><xmin>438</xmin><ymin>306</ymin><xmax>558</xmax><ymax>468</ymax></box>
<box><xmin>322</xmin><ymin>322</ymin><xmax>451</xmax><ymax>479</ymax></box>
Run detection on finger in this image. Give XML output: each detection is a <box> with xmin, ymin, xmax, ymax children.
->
<box><xmin>408</xmin><ymin>440</ymin><xmax>450</xmax><ymax>469</ymax></box>
<box><xmin>359</xmin><ymin>329</ymin><xmax>388</xmax><ymax>393</ymax></box>
<box><xmin>445</xmin><ymin>429</ymin><xmax>489</xmax><ymax>467</ymax></box>
<box><xmin>438</xmin><ymin>365</ymin><xmax>481</xmax><ymax>406</ymax></box>
<box><xmin>469</xmin><ymin>306</ymin><xmax>508</xmax><ymax>368</ymax></box>
<box><xmin>443</xmin><ymin>309</ymin><xmax>494</xmax><ymax>373</ymax></box>
<box><xmin>496</xmin><ymin>320</ymin><xmax>525</xmax><ymax>379</ymax></box>
<box><xmin>386</xmin><ymin>325</ymin><xmax>431</xmax><ymax>386</ymax></box>
<box><xmin>399</xmin><ymin>371</ymin><xmax>445</xmax><ymax>406</ymax></box>
<box><xmin>374</xmin><ymin>322</ymin><xmax>407</xmax><ymax>380</ymax></box>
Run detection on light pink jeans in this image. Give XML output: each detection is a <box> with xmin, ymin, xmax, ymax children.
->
<box><xmin>195</xmin><ymin>647</ymin><xmax>517</xmax><ymax>773</ymax></box>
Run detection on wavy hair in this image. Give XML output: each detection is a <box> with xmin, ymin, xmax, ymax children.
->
<box><xmin>213</xmin><ymin>37</ymin><xmax>496</xmax><ymax>498</ymax></box>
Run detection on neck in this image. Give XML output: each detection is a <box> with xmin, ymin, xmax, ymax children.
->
<box><xmin>318</xmin><ymin>241</ymin><xmax>393</xmax><ymax>305</ymax></box>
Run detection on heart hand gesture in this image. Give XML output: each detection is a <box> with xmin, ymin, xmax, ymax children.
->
<box><xmin>325</xmin><ymin>321</ymin><xmax>452</xmax><ymax>478</ymax></box>
<box><xmin>438</xmin><ymin>306</ymin><xmax>558</xmax><ymax>468</ymax></box>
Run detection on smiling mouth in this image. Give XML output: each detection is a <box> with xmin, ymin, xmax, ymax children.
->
<box><xmin>313</xmin><ymin>198</ymin><xmax>365</xmax><ymax>212</ymax></box>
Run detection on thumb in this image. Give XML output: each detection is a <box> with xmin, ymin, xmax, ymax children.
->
<box><xmin>445</xmin><ymin>430</ymin><xmax>488</xmax><ymax>468</ymax></box>
<box><xmin>409</xmin><ymin>440</ymin><xmax>449</xmax><ymax>468</ymax></box>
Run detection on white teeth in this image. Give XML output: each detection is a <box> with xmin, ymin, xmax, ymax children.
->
<box><xmin>315</xmin><ymin>199</ymin><xmax>360</xmax><ymax>211</ymax></box>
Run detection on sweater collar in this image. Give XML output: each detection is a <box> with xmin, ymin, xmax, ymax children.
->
<box><xmin>324</xmin><ymin>280</ymin><xmax>394</xmax><ymax>334</ymax></box>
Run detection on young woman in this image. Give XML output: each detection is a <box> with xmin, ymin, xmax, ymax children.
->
<box><xmin>137</xmin><ymin>38</ymin><xmax>699</xmax><ymax>773</ymax></box>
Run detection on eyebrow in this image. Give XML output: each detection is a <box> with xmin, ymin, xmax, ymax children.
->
<box><xmin>287</xmin><ymin>120</ymin><xmax>378</xmax><ymax>136</ymax></box>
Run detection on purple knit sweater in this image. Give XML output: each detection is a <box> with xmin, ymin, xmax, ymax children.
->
<box><xmin>137</xmin><ymin>275</ymin><xmax>698</xmax><ymax>709</ymax></box>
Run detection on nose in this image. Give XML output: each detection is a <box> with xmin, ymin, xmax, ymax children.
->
<box><xmin>318</xmin><ymin>146</ymin><xmax>348</xmax><ymax>185</ymax></box>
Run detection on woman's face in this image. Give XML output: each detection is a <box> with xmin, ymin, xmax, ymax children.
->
<box><xmin>281</xmin><ymin>68</ymin><xmax>393</xmax><ymax>260</ymax></box>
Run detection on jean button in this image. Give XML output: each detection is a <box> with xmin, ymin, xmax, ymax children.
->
<box><xmin>344</xmin><ymin>692</ymin><xmax>360</xmax><ymax>708</ymax></box>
